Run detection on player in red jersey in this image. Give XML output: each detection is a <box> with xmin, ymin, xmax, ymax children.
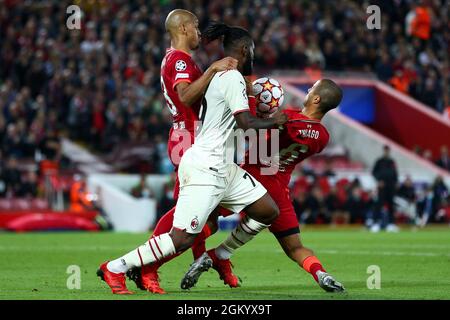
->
<box><xmin>181</xmin><ymin>79</ymin><xmax>346</xmax><ymax>293</ymax></box>
<box><xmin>160</xmin><ymin>9</ymin><xmax>237</xmax><ymax>193</ymax></box>
<box><xmin>126</xmin><ymin>79</ymin><xmax>345</xmax><ymax>294</ymax></box>
<box><xmin>97</xmin><ymin>9</ymin><xmax>237</xmax><ymax>295</ymax></box>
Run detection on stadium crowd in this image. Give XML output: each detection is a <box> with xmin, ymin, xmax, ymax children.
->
<box><xmin>289</xmin><ymin>165</ymin><xmax>450</xmax><ymax>228</ymax></box>
<box><xmin>0</xmin><ymin>0</ymin><xmax>449</xmax><ymax>224</ymax></box>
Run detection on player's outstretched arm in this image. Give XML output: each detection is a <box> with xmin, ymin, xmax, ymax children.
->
<box><xmin>234</xmin><ymin>110</ymin><xmax>288</xmax><ymax>130</ymax></box>
<box><xmin>176</xmin><ymin>57</ymin><xmax>238</xmax><ymax>106</ymax></box>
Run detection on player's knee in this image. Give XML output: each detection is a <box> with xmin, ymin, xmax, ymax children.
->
<box><xmin>176</xmin><ymin>236</ymin><xmax>196</xmax><ymax>252</ymax></box>
<box><xmin>176</xmin><ymin>239</ymin><xmax>195</xmax><ymax>252</ymax></box>
<box><xmin>207</xmin><ymin>219</ymin><xmax>219</xmax><ymax>234</ymax></box>
<box><xmin>169</xmin><ymin>230</ymin><xmax>196</xmax><ymax>252</ymax></box>
<box><xmin>258</xmin><ymin>204</ymin><xmax>278</xmax><ymax>225</ymax></box>
<box><xmin>268</xmin><ymin>203</ymin><xmax>279</xmax><ymax>223</ymax></box>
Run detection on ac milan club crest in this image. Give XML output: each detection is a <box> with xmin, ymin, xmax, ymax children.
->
<box><xmin>190</xmin><ymin>217</ymin><xmax>199</xmax><ymax>230</ymax></box>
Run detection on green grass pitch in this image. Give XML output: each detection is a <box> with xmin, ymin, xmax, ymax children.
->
<box><xmin>0</xmin><ymin>226</ymin><xmax>449</xmax><ymax>300</ymax></box>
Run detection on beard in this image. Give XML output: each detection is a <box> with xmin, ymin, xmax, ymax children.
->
<box><xmin>242</xmin><ymin>58</ymin><xmax>253</xmax><ymax>76</ymax></box>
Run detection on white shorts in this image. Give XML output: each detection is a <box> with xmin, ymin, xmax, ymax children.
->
<box><xmin>173</xmin><ymin>157</ymin><xmax>267</xmax><ymax>234</ymax></box>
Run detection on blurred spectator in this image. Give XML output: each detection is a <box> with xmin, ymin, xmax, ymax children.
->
<box><xmin>432</xmin><ymin>176</ymin><xmax>449</xmax><ymax>205</ymax></box>
<box><xmin>0</xmin><ymin>152</ymin><xmax>6</xmax><ymax>197</ymax></box>
<box><xmin>321</xmin><ymin>158</ymin><xmax>336</xmax><ymax>178</ymax></box>
<box><xmin>406</xmin><ymin>1</ymin><xmax>431</xmax><ymax>42</ymax></box>
<box><xmin>3</xmin><ymin>157</ymin><xmax>22</xmax><ymax>197</ymax></box>
<box><xmin>375</xmin><ymin>52</ymin><xmax>394</xmax><ymax>82</ymax></box>
<box><xmin>70</xmin><ymin>175</ymin><xmax>95</xmax><ymax>212</ymax></box>
<box><xmin>371</xmin><ymin>145</ymin><xmax>398</xmax><ymax>232</ymax></box>
<box><xmin>435</xmin><ymin>195</ymin><xmax>450</xmax><ymax>223</ymax></box>
<box><xmin>416</xmin><ymin>176</ymin><xmax>449</xmax><ymax>226</ymax></box>
<box><xmin>38</xmin><ymin>129</ymin><xmax>61</xmax><ymax>162</ymax></box>
<box><xmin>299</xmin><ymin>186</ymin><xmax>331</xmax><ymax>224</ymax></box>
<box><xmin>389</xmin><ymin>70</ymin><xmax>409</xmax><ymax>94</ymax></box>
<box><xmin>395</xmin><ymin>175</ymin><xmax>417</xmax><ymax>222</ymax></box>
<box><xmin>416</xmin><ymin>185</ymin><xmax>437</xmax><ymax>227</ymax></box>
<box><xmin>157</xmin><ymin>172</ymin><xmax>177</xmax><ymax>222</ymax></box>
<box><xmin>435</xmin><ymin>146</ymin><xmax>450</xmax><ymax>171</ymax></box>
<box><xmin>327</xmin><ymin>186</ymin><xmax>349</xmax><ymax>225</ymax></box>
<box><xmin>18</xmin><ymin>170</ymin><xmax>39</xmax><ymax>198</ymax></box>
<box><xmin>346</xmin><ymin>186</ymin><xmax>370</xmax><ymax>224</ymax></box>
<box><xmin>131</xmin><ymin>173</ymin><xmax>154</xmax><ymax>199</ymax></box>
<box><xmin>422</xmin><ymin>149</ymin><xmax>433</xmax><ymax>162</ymax></box>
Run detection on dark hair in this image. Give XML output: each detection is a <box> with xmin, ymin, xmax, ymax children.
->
<box><xmin>316</xmin><ymin>79</ymin><xmax>343</xmax><ymax>114</ymax></box>
<box><xmin>202</xmin><ymin>22</ymin><xmax>252</xmax><ymax>51</ymax></box>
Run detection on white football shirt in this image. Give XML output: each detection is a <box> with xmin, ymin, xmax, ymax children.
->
<box><xmin>188</xmin><ymin>70</ymin><xmax>249</xmax><ymax>177</ymax></box>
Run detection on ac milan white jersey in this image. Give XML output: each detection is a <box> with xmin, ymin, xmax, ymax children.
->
<box><xmin>187</xmin><ymin>70</ymin><xmax>249</xmax><ymax>177</ymax></box>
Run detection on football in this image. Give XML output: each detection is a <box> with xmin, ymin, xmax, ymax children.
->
<box><xmin>252</xmin><ymin>77</ymin><xmax>285</xmax><ymax>116</ymax></box>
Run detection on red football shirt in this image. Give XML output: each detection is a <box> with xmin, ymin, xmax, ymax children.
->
<box><xmin>161</xmin><ymin>48</ymin><xmax>203</xmax><ymax>170</ymax></box>
<box><xmin>160</xmin><ymin>48</ymin><xmax>203</xmax><ymax>134</ymax></box>
<box><xmin>243</xmin><ymin>109</ymin><xmax>330</xmax><ymax>186</ymax></box>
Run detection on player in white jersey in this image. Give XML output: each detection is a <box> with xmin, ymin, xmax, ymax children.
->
<box><xmin>97</xmin><ymin>23</ymin><xmax>287</xmax><ymax>294</ymax></box>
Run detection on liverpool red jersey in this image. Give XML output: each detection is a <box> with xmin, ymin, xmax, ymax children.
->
<box><xmin>243</xmin><ymin>109</ymin><xmax>330</xmax><ymax>186</ymax></box>
<box><xmin>160</xmin><ymin>48</ymin><xmax>203</xmax><ymax>133</ymax></box>
<box><xmin>161</xmin><ymin>48</ymin><xmax>203</xmax><ymax>172</ymax></box>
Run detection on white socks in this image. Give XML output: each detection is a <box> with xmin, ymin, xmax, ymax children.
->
<box><xmin>215</xmin><ymin>215</ymin><xmax>269</xmax><ymax>260</ymax></box>
<box><xmin>107</xmin><ymin>233</ymin><xmax>176</xmax><ymax>274</ymax></box>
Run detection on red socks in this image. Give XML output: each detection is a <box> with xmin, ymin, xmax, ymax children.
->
<box><xmin>152</xmin><ymin>207</ymin><xmax>176</xmax><ymax>237</ymax></box>
<box><xmin>191</xmin><ymin>224</ymin><xmax>211</xmax><ymax>260</ymax></box>
<box><xmin>302</xmin><ymin>256</ymin><xmax>326</xmax><ymax>282</ymax></box>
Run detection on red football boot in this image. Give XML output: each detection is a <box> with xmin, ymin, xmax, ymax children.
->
<box><xmin>126</xmin><ymin>265</ymin><xmax>166</xmax><ymax>294</ymax></box>
<box><xmin>140</xmin><ymin>265</ymin><xmax>166</xmax><ymax>294</ymax></box>
<box><xmin>207</xmin><ymin>249</ymin><xmax>241</xmax><ymax>288</ymax></box>
<box><xmin>97</xmin><ymin>261</ymin><xmax>133</xmax><ymax>294</ymax></box>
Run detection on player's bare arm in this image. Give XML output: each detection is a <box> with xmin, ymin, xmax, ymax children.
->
<box><xmin>234</xmin><ymin>110</ymin><xmax>288</xmax><ymax>130</ymax></box>
<box><xmin>176</xmin><ymin>56</ymin><xmax>238</xmax><ymax>106</ymax></box>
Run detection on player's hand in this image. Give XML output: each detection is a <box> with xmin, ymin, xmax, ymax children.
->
<box><xmin>272</xmin><ymin>110</ymin><xmax>288</xmax><ymax>126</ymax></box>
<box><xmin>211</xmin><ymin>57</ymin><xmax>238</xmax><ymax>72</ymax></box>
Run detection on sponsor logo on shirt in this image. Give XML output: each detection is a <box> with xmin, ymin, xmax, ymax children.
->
<box><xmin>175</xmin><ymin>73</ymin><xmax>189</xmax><ymax>80</ymax></box>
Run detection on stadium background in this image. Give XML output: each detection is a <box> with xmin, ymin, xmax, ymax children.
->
<box><xmin>0</xmin><ymin>0</ymin><xmax>449</xmax><ymax>300</ymax></box>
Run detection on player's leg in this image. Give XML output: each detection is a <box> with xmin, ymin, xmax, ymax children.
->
<box><xmin>276</xmin><ymin>234</ymin><xmax>345</xmax><ymax>292</ymax></box>
<box><xmin>181</xmin><ymin>165</ymin><xmax>278</xmax><ymax>289</ymax></box>
<box><xmin>128</xmin><ymin>206</ymin><xmax>219</xmax><ymax>293</ymax></box>
<box><xmin>385</xmin><ymin>187</ymin><xmax>399</xmax><ymax>232</ymax></box>
<box><xmin>214</xmin><ymin>192</ymin><xmax>278</xmax><ymax>260</ymax></box>
<box><xmin>191</xmin><ymin>209</ymin><xmax>219</xmax><ymax>259</ymax></box>
<box><xmin>214</xmin><ymin>165</ymin><xmax>278</xmax><ymax>261</ymax></box>
<box><xmin>271</xmin><ymin>198</ymin><xmax>345</xmax><ymax>292</ymax></box>
<box><xmin>371</xmin><ymin>185</ymin><xmax>384</xmax><ymax>232</ymax></box>
<box><xmin>126</xmin><ymin>206</ymin><xmax>176</xmax><ymax>293</ymax></box>
<box><xmin>98</xmin><ymin>183</ymin><xmax>222</xmax><ymax>294</ymax></box>
<box><xmin>127</xmin><ymin>206</ymin><xmax>180</xmax><ymax>294</ymax></box>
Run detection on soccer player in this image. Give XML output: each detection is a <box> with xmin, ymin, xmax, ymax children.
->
<box><xmin>122</xmin><ymin>9</ymin><xmax>237</xmax><ymax>294</ymax></box>
<box><xmin>182</xmin><ymin>78</ymin><xmax>346</xmax><ymax>293</ymax></box>
<box><xmin>97</xmin><ymin>23</ymin><xmax>288</xmax><ymax>295</ymax></box>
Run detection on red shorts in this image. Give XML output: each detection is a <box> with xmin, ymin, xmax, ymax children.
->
<box><xmin>243</xmin><ymin>165</ymin><xmax>300</xmax><ymax>237</ymax></box>
<box><xmin>167</xmin><ymin>127</ymin><xmax>195</xmax><ymax>200</ymax></box>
